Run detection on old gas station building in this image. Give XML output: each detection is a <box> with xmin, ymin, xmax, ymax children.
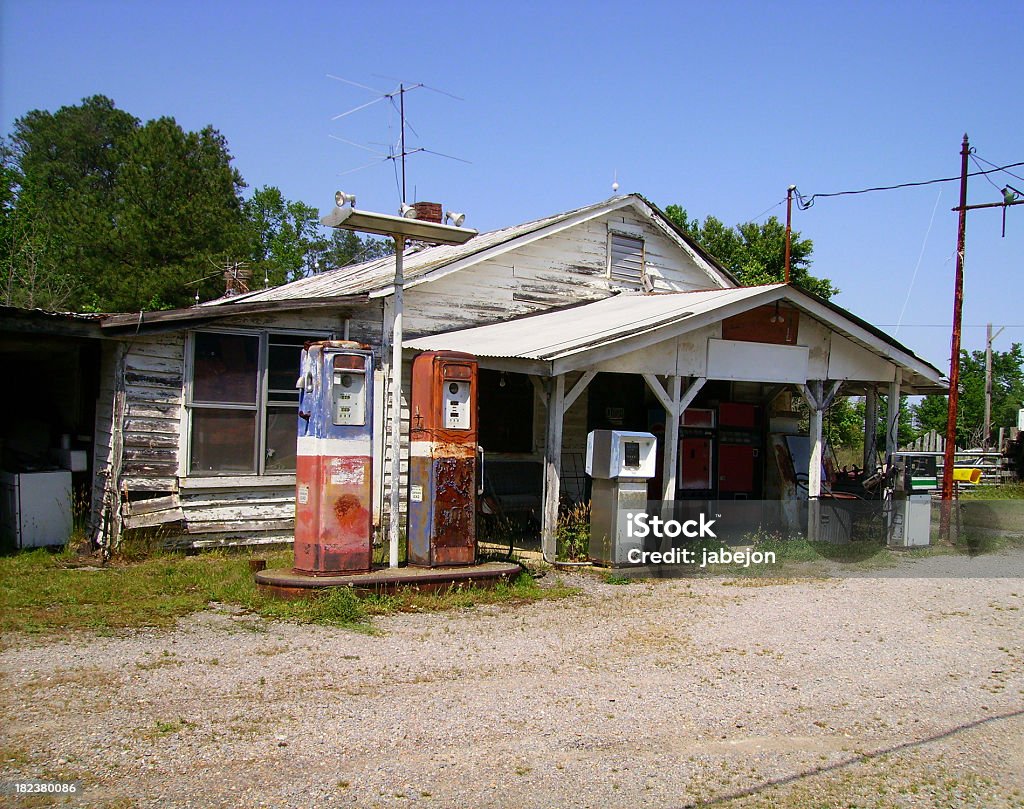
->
<box><xmin>6</xmin><ymin>193</ymin><xmax>945</xmax><ymax>555</ymax></box>
<box><xmin>407</xmin><ymin>283</ymin><xmax>947</xmax><ymax>558</ymax></box>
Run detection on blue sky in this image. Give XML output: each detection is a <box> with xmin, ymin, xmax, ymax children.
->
<box><xmin>3</xmin><ymin>0</ymin><xmax>1022</xmax><ymax>372</ymax></box>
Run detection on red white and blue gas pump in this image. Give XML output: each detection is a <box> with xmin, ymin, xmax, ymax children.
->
<box><xmin>294</xmin><ymin>341</ymin><xmax>374</xmax><ymax>574</ymax></box>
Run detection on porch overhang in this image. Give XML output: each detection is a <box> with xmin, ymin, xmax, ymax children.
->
<box><xmin>405</xmin><ymin>285</ymin><xmax>948</xmax><ymax>394</ymax></box>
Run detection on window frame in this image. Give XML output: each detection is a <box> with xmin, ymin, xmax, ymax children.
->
<box><xmin>607</xmin><ymin>229</ymin><xmax>647</xmax><ymax>286</ymax></box>
<box><xmin>183</xmin><ymin>327</ymin><xmax>330</xmax><ymax>478</ymax></box>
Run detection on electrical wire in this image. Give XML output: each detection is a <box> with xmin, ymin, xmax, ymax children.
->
<box><xmin>746</xmin><ymin>198</ymin><xmax>786</xmax><ymax>222</ymax></box>
<box><xmin>970</xmin><ymin>152</ymin><xmax>1005</xmax><ymax>195</ymax></box>
<box><xmin>793</xmin><ymin>160</ymin><xmax>1024</xmax><ymax>209</ymax></box>
<box><xmin>972</xmin><ymin>153</ymin><xmax>1024</xmax><ymax>185</ymax></box>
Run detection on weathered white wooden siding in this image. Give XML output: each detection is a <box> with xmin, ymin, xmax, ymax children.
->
<box><xmin>98</xmin><ymin>303</ymin><xmax>383</xmax><ymax>547</ymax></box>
<box><xmin>120</xmin><ymin>333</ymin><xmax>184</xmax><ymax>491</ymax></box>
<box><xmin>403</xmin><ymin>211</ymin><xmax>718</xmax><ymax>337</ymax></box>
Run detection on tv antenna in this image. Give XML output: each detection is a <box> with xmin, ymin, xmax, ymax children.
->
<box><xmin>327</xmin><ymin>74</ymin><xmax>469</xmax><ymax>205</ymax></box>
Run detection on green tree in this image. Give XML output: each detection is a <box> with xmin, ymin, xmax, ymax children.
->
<box><xmin>242</xmin><ymin>186</ymin><xmax>323</xmax><ymax>287</ymax></box>
<box><xmin>664</xmin><ymin>205</ymin><xmax>838</xmax><ymax>299</ymax></box>
<box><xmin>6</xmin><ymin>95</ymin><xmax>247</xmax><ymax>311</ymax></box>
<box><xmin>913</xmin><ymin>344</ymin><xmax>1024</xmax><ymax>447</ymax></box>
<box><xmin>241</xmin><ymin>187</ymin><xmax>393</xmax><ymax>288</ymax></box>
<box><xmin>313</xmin><ymin>228</ymin><xmax>393</xmax><ymax>271</ymax></box>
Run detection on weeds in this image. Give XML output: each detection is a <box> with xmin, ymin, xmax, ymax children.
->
<box><xmin>959</xmin><ymin>481</ymin><xmax>1024</xmax><ymax>500</ymax></box>
<box><xmin>556</xmin><ymin>500</ymin><xmax>591</xmax><ymax>562</ymax></box>
<box><xmin>0</xmin><ymin>546</ymin><xmax>576</xmax><ymax>636</ymax></box>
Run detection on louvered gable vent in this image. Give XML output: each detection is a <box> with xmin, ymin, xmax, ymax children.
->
<box><xmin>609</xmin><ymin>233</ymin><xmax>645</xmax><ymax>284</ymax></box>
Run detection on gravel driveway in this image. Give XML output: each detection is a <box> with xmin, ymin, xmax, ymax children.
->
<box><xmin>2</xmin><ymin>551</ymin><xmax>1023</xmax><ymax>808</ymax></box>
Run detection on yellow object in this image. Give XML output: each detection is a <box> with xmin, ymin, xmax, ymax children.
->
<box><xmin>952</xmin><ymin>468</ymin><xmax>982</xmax><ymax>484</ymax></box>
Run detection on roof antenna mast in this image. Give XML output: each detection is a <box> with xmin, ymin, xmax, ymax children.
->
<box><xmin>327</xmin><ymin>75</ymin><xmax>469</xmax><ymax>207</ymax></box>
<box><xmin>399</xmin><ymin>84</ymin><xmax>407</xmax><ymax>203</ymax></box>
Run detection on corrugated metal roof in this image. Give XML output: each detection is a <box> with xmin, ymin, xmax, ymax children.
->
<box><xmin>405</xmin><ymin>287</ymin><xmax>764</xmax><ymax>360</ymax></box>
<box><xmin>203</xmin><ymin>198</ymin><xmax>620</xmax><ymax>306</ymax></box>
<box><xmin>203</xmin><ymin>193</ymin><xmax>735</xmax><ymax>307</ymax></box>
<box><xmin>405</xmin><ymin>285</ymin><xmax>947</xmax><ymax>390</ymax></box>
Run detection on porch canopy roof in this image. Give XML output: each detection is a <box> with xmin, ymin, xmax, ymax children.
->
<box><xmin>405</xmin><ymin>284</ymin><xmax>948</xmax><ymax>395</ymax></box>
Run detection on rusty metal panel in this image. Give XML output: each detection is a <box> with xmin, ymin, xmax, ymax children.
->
<box><xmin>408</xmin><ymin>351</ymin><xmax>478</xmax><ymax>567</ymax></box>
<box><xmin>722</xmin><ymin>304</ymin><xmax>799</xmax><ymax>345</ymax></box>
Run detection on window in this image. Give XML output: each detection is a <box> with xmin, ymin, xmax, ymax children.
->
<box><xmin>608</xmin><ymin>232</ymin><xmax>646</xmax><ymax>285</ymax></box>
<box><xmin>186</xmin><ymin>330</ymin><xmax>320</xmax><ymax>476</ymax></box>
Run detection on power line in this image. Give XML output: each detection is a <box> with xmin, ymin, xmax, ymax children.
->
<box><xmin>972</xmin><ymin>152</ymin><xmax>1024</xmax><ymax>185</ymax></box>
<box><xmin>794</xmin><ymin>160</ymin><xmax>1024</xmax><ymax>209</ymax></box>
<box><xmin>747</xmin><ymin>197</ymin><xmax>786</xmax><ymax>222</ymax></box>
<box><xmin>970</xmin><ymin>152</ymin><xmax>1004</xmax><ymax>195</ymax></box>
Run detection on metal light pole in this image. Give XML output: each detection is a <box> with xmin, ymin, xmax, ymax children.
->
<box><xmin>389</xmin><ymin>236</ymin><xmax>405</xmax><ymax>568</ymax></box>
<box><xmin>322</xmin><ymin>199</ymin><xmax>476</xmax><ymax>567</ymax></box>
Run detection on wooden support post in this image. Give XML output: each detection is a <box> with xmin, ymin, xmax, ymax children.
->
<box><xmin>662</xmin><ymin>375</ymin><xmax>682</xmax><ymax>502</ymax></box>
<box><xmin>807</xmin><ymin>380</ymin><xmax>824</xmax><ymax>542</ymax></box>
<box><xmin>863</xmin><ymin>386</ymin><xmax>878</xmax><ymax>473</ymax></box>
<box><xmin>886</xmin><ymin>375</ymin><xmax>902</xmax><ymax>461</ymax></box>
<box><xmin>642</xmin><ymin>375</ymin><xmax>705</xmax><ymax>502</ymax></box>
<box><xmin>541</xmin><ymin>374</ymin><xmax>565</xmax><ymax>562</ymax></box>
<box><xmin>563</xmin><ymin>370</ymin><xmax>596</xmax><ymax>412</ymax></box>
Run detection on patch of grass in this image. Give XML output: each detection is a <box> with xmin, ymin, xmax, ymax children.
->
<box><xmin>602</xmin><ymin>572</ymin><xmax>633</xmax><ymax>585</ymax></box>
<box><xmin>258</xmin><ymin>586</ymin><xmax>372</xmax><ymax>630</ymax></box>
<box><xmin>139</xmin><ymin>717</ymin><xmax>196</xmax><ymax>739</ymax></box>
<box><xmin>959</xmin><ymin>481</ymin><xmax>1024</xmax><ymax>500</ymax></box>
<box><xmin>0</xmin><ymin>546</ymin><xmax>575</xmax><ymax>635</ymax></box>
<box><xmin>0</xmin><ymin>546</ymin><xmax>289</xmax><ymax>634</ymax></box>
<box><xmin>362</xmin><ymin>571</ymin><xmax>575</xmax><ymax>615</ymax></box>
<box><xmin>748</xmin><ymin>532</ymin><xmax>893</xmax><ymax>566</ymax></box>
<box><xmin>952</xmin><ymin>529</ymin><xmax>1024</xmax><ymax>556</ymax></box>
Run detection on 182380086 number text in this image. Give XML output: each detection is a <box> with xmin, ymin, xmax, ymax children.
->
<box><xmin>3</xmin><ymin>780</ymin><xmax>81</xmax><ymax>794</ymax></box>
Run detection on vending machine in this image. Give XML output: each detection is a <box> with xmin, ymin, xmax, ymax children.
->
<box><xmin>294</xmin><ymin>341</ymin><xmax>374</xmax><ymax>574</ymax></box>
<box><xmin>408</xmin><ymin>351</ymin><xmax>480</xmax><ymax>567</ymax></box>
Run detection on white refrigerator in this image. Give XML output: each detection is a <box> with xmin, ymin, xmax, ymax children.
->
<box><xmin>0</xmin><ymin>470</ymin><xmax>73</xmax><ymax>548</ymax></box>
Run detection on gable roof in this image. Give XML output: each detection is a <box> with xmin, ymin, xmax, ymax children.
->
<box><xmin>405</xmin><ymin>284</ymin><xmax>948</xmax><ymax>394</ymax></box>
<box><xmin>201</xmin><ymin>194</ymin><xmax>737</xmax><ymax>308</ymax></box>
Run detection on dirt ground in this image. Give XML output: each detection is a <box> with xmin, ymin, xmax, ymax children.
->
<box><xmin>2</xmin><ymin>551</ymin><xmax>1023</xmax><ymax>809</ymax></box>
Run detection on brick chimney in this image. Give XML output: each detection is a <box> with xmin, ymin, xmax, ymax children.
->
<box><xmin>224</xmin><ymin>265</ymin><xmax>252</xmax><ymax>297</ymax></box>
<box><xmin>411</xmin><ymin>201</ymin><xmax>443</xmax><ymax>223</ymax></box>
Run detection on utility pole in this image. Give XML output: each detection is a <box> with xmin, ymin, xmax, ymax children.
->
<box><xmin>784</xmin><ymin>184</ymin><xmax>795</xmax><ymax>283</ymax></box>
<box><xmin>940</xmin><ymin>135</ymin><xmax>971</xmax><ymax>539</ymax></box>
<box><xmin>984</xmin><ymin>323</ymin><xmax>1005</xmax><ymax>450</ymax></box>
<box><xmin>939</xmin><ymin>136</ymin><xmax>1024</xmax><ymax>539</ymax></box>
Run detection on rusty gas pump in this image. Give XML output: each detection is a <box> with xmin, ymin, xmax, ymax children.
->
<box><xmin>407</xmin><ymin>351</ymin><xmax>480</xmax><ymax>567</ymax></box>
<box><xmin>293</xmin><ymin>341</ymin><xmax>374</xmax><ymax>574</ymax></box>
